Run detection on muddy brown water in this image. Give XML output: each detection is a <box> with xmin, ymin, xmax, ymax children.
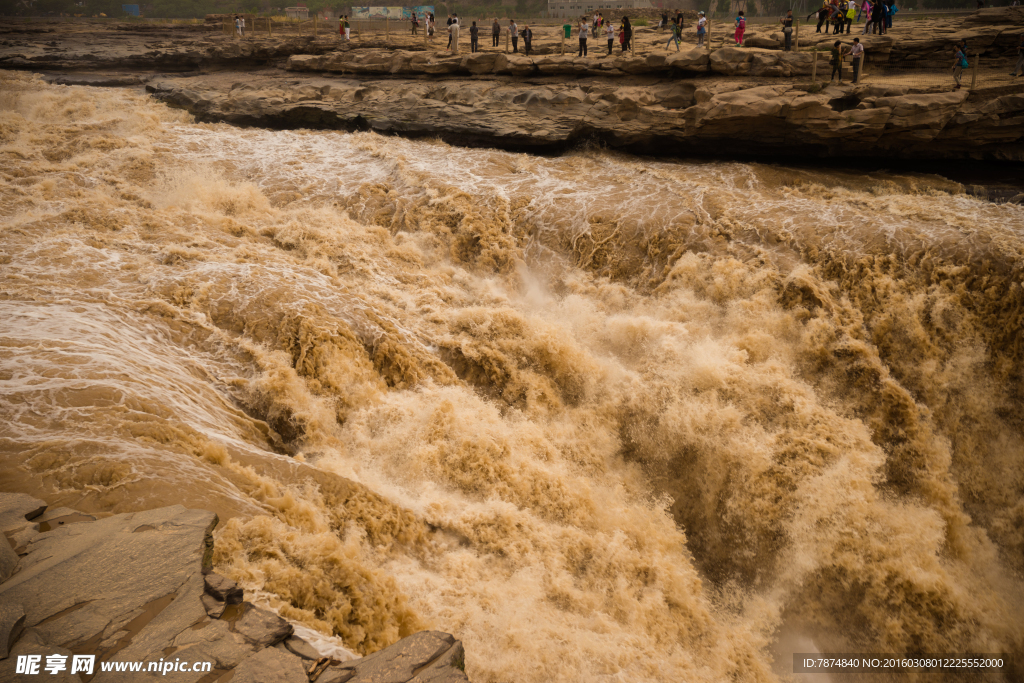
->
<box><xmin>1</xmin><ymin>71</ymin><xmax>1022</xmax><ymax>682</ymax></box>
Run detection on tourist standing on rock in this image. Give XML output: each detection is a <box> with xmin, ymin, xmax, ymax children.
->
<box><xmin>523</xmin><ymin>24</ymin><xmax>533</xmax><ymax>55</ymax></box>
<box><xmin>952</xmin><ymin>43</ymin><xmax>968</xmax><ymax>89</ymax></box>
<box><xmin>862</xmin><ymin>0</ymin><xmax>873</xmax><ymax>32</ymax></box>
<box><xmin>845</xmin><ymin>1</ymin><xmax>855</xmax><ymax>33</ymax></box>
<box><xmin>446</xmin><ymin>14</ymin><xmax>453</xmax><ymax>50</ymax></box>
<box><xmin>342</xmin><ymin>15</ymin><xmax>351</xmax><ymax>41</ymax></box>
<box><xmin>660</xmin><ymin>11</ymin><xmax>669</xmax><ymax>29</ymax></box>
<box><xmin>734</xmin><ymin>11</ymin><xmax>746</xmax><ymax>45</ymax></box>
<box><xmin>428</xmin><ymin>14</ymin><xmax>435</xmax><ymax>42</ymax></box>
<box><xmin>850</xmin><ymin>36</ymin><xmax>864</xmax><ymax>81</ymax></box>
<box><xmin>696</xmin><ymin>12</ymin><xmax>706</xmax><ymax>47</ymax></box>
<box><xmin>492</xmin><ymin>18</ymin><xmax>501</xmax><ymax>48</ymax></box>
<box><xmin>1012</xmin><ymin>33</ymin><xmax>1024</xmax><ymax>76</ymax></box>
<box><xmin>470</xmin><ymin>21</ymin><xmax>479</xmax><ymax>52</ymax></box>
<box><xmin>623</xmin><ymin>16</ymin><xmax>633</xmax><ymax>52</ymax></box>
<box><xmin>510</xmin><ymin>19</ymin><xmax>519</xmax><ymax>53</ymax></box>
<box><xmin>781</xmin><ymin>10</ymin><xmax>795</xmax><ymax>51</ymax></box>
<box><xmin>411</xmin><ymin>13</ymin><xmax>419</xmax><ymax>36</ymax></box>
<box><xmin>831</xmin><ymin>3</ymin><xmax>844</xmax><ymax>34</ymax></box>
<box><xmin>830</xmin><ymin>39</ymin><xmax>849</xmax><ymax>83</ymax></box>
<box><xmin>885</xmin><ymin>0</ymin><xmax>895</xmax><ymax>29</ymax></box>
<box><xmin>869</xmin><ymin>1</ymin><xmax>883</xmax><ymax>35</ymax></box>
<box><xmin>578</xmin><ymin>16</ymin><xmax>589</xmax><ymax>56</ymax></box>
<box><xmin>451</xmin><ymin>14</ymin><xmax>460</xmax><ymax>53</ymax></box>
<box><xmin>667</xmin><ymin>17</ymin><xmax>683</xmax><ymax>50</ymax></box>
<box><xmin>606</xmin><ymin>19</ymin><xmax>616</xmax><ymax>55</ymax></box>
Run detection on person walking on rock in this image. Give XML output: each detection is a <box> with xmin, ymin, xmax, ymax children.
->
<box><xmin>696</xmin><ymin>11</ymin><xmax>706</xmax><ymax>47</ymax></box>
<box><xmin>622</xmin><ymin>16</ymin><xmax>633</xmax><ymax>52</ymax></box>
<box><xmin>492</xmin><ymin>18</ymin><xmax>500</xmax><ymax>48</ymax></box>
<box><xmin>578</xmin><ymin>16</ymin><xmax>589</xmax><ymax>57</ymax></box>
<box><xmin>470</xmin><ymin>21</ymin><xmax>479</xmax><ymax>52</ymax></box>
<box><xmin>809</xmin><ymin>2</ymin><xmax>828</xmax><ymax>33</ymax></box>
<box><xmin>781</xmin><ymin>10</ymin><xmax>794</xmax><ymax>51</ymax></box>
<box><xmin>734</xmin><ymin>11</ymin><xmax>746</xmax><ymax>45</ymax></box>
<box><xmin>606</xmin><ymin>19</ymin><xmax>616</xmax><ymax>55</ymax></box>
<box><xmin>850</xmin><ymin>36</ymin><xmax>864</xmax><ymax>81</ymax></box>
<box><xmin>1012</xmin><ymin>33</ymin><xmax>1024</xmax><ymax>76</ymax></box>
<box><xmin>952</xmin><ymin>42</ymin><xmax>968</xmax><ymax>89</ymax></box>
<box><xmin>522</xmin><ymin>24</ymin><xmax>533</xmax><ymax>55</ymax></box>
<box><xmin>667</xmin><ymin>15</ymin><xmax>683</xmax><ymax>50</ymax></box>
<box><xmin>510</xmin><ymin>19</ymin><xmax>519</xmax><ymax>53</ymax></box>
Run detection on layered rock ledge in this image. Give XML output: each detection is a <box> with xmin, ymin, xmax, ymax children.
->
<box><xmin>0</xmin><ymin>492</ymin><xmax>470</xmax><ymax>683</ymax></box>
<box><xmin>145</xmin><ymin>69</ymin><xmax>1024</xmax><ymax>160</ymax></box>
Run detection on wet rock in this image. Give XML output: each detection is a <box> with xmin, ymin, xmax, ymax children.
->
<box><xmin>230</xmin><ymin>645</ymin><xmax>308</xmax><ymax>683</ymax></box>
<box><xmin>204</xmin><ymin>572</ymin><xmax>243</xmax><ymax>604</ymax></box>
<box><xmin>234</xmin><ymin>603</ymin><xmax>293</xmax><ymax>648</ymax></box>
<box><xmin>0</xmin><ymin>493</ymin><xmax>47</xmax><ymax>532</ymax></box>
<box><xmin>0</xmin><ymin>602</ymin><xmax>25</xmax><ymax>660</ymax></box>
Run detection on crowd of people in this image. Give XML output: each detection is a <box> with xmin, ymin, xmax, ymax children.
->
<box><xmin>806</xmin><ymin>0</ymin><xmax>897</xmax><ymax>36</ymax></box>
<box><xmin>570</xmin><ymin>13</ymin><xmax>634</xmax><ymax>57</ymax></box>
<box><xmin>326</xmin><ymin>3</ymin><xmax>1020</xmax><ymax>93</ymax></box>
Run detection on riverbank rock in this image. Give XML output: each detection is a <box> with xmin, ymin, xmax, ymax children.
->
<box><xmin>0</xmin><ymin>496</ymin><xmax>472</xmax><ymax>682</ymax></box>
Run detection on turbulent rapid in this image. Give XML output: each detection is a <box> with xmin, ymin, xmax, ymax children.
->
<box><xmin>2</xmin><ymin>71</ymin><xmax>1023</xmax><ymax>682</ymax></box>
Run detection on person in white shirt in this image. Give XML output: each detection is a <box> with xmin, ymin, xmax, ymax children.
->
<box><xmin>850</xmin><ymin>36</ymin><xmax>865</xmax><ymax>81</ymax></box>
<box><xmin>697</xmin><ymin>11</ymin><xmax>707</xmax><ymax>47</ymax></box>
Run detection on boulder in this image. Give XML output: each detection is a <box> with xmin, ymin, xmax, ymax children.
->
<box><xmin>234</xmin><ymin>603</ymin><xmax>294</xmax><ymax>648</ymax></box>
<box><xmin>329</xmin><ymin>631</ymin><xmax>469</xmax><ymax>683</ymax></box>
<box><xmin>204</xmin><ymin>573</ymin><xmax>243</xmax><ymax>604</ymax></box>
<box><xmin>171</xmin><ymin>618</ymin><xmax>259</xmax><ymax>671</ymax></box>
<box><xmin>201</xmin><ymin>593</ymin><xmax>227</xmax><ymax>618</ymax></box>
<box><xmin>230</xmin><ymin>644</ymin><xmax>308</xmax><ymax>683</ymax></box>
<box><xmin>281</xmin><ymin>635</ymin><xmax>321</xmax><ymax>661</ymax></box>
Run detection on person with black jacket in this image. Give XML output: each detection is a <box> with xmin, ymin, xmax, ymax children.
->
<box><xmin>622</xmin><ymin>16</ymin><xmax>632</xmax><ymax>52</ymax></box>
<box><xmin>470</xmin><ymin>21</ymin><xmax>479</xmax><ymax>52</ymax></box>
<box><xmin>492</xmin><ymin>18</ymin><xmax>501</xmax><ymax>47</ymax></box>
<box><xmin>522</xmin><ymin>24</ymin><xmax>533</xmax><ymax>55</ymax></box>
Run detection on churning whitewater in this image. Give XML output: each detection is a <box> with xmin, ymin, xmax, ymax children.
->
<box><xmin>1</xmin><ymin>71</ymin><xmax>1022</xmax><ymax>682</ymax></box>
